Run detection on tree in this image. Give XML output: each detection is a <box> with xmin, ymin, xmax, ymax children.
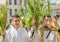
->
<box><xmin>47</xmin><ymin>0</ymin><xmax>51</xmax><ymax>14</ymax></box>
<box><xmin>19</xmin><ymin>0</ymin><xmax>51</xmax><ymax>30</ymax></box>
<box><xmin>0</xmin><ymin>5</ymin><xmax>7</xmax><ymax>42</ymax></box>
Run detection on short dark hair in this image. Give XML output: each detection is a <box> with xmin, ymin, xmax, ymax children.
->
<box><xmin>44</xmin><ymin>14</ymin><xmax>51</xmax><ymax>20</ymax></box>
<box><xmin>11</xmin><ymin>14</ymin><xmax>20</xmax><ymax>22</ymax></box>
<box><xmin>55</xmin><ymin>15</ymin><xmax>59</xmax><ymax>18</ymax></box>
<box><xmin>12</xmin><ymin>14</ymin><xmax>20</xmax><ymax>18</ymax></box>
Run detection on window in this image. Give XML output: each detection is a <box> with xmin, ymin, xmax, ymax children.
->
<box><xmin>14</xmin><ymin>0</ymin><xmax>17</xmax><ymax>5</ymax></box>
<box><xmin>24</xmin><ymin>0</ymin><xmax>26</xmax><ymax>6</ymax></box>
<box><xmin>9</xmin><ymin>9</ymin><xmax>12</xmax><ymax>16</ymax></box>
<box><xmin>20</xmin><ymin>0</ymin><xmax>22</xmax><ymax>8</ymax></box>
<box><xmin>20</xmin><ymin>0</ymin><xmax>22</xmax><ymax>4</ymax></box>
<box><xmin>9</xmin><ymin>0</ymin><xmax>12</xmax><ymax>5</ymax></box>
<box><xmin>9</xmin><ymin>19</ymin><xmax>11</xmax><ymax>24</ymax></box>
<box><xmin>15</xmin><ymin>9</ymin><xmax>17</xmax><ymax>14</ymax></box>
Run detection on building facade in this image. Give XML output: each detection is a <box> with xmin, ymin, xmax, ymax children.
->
<box><xmin>7</xmin><ymin>0</ymin><xmax>26</xmax><ymax>24</ymax></box>
<box><xmin>51</xmin><ymin>3</ymin><xmax>60</xmax><ymax>16</ymax></box>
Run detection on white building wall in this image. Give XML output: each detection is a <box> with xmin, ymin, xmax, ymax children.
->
<box><xmin>7</xmin><ymin>0</ymin><xmax>25</xmax><ymax>24</ymax></box>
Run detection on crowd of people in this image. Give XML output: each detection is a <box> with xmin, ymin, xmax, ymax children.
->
<box><xmin>5</xmin><ymin>14</ymin><xmax>60</xmax><ymax>42</ymax></box>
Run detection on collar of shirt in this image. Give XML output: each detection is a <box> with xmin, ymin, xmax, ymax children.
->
<box><xmin>10</xmin><ymin>25</ymin><xmax>19</xmax><ymax>31</ymax></box>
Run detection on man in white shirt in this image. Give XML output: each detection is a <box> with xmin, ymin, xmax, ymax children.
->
<box><xmin>43</xmin><ymin>14</ymin><xmax>58</xmax><ymax>42</ymax></box>
<box><xmin>6</xmin><ymin>15</ymin><xmax>21</xmax><ymax>42</ymax></box>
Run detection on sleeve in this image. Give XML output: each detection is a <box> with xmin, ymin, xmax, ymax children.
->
<box><xmin>54</xmin><ymin>32</ymin><xmax>58</xmax><ymax>42</ymax></box>
<box><xmin>6</xmin><ymin>30</ymin><xmax>13</xmax><ymax>42</ymax></box>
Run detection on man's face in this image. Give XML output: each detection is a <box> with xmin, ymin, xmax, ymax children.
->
<box><xmin>54</xmin><ymin>16</ymin><xmax>59</xmax><ymax>20</ymax></box>
<box><xmin>44</xmin><ymin>17</ymin><xmax>52</xmax><ymax>29</ymax></box>
<box><xmin>12</xmin><ymin>17</ymin><xmax>20</xmax><ymax>28</ymax></box>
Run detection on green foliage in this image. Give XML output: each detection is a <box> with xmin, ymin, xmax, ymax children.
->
<box><xmin>0</xmin><ymin>27</ymin><xmax>2</xmax><ymax>36</ymax></box>
<box><xmin>20</xmin><ymin>16</ymin><xmax>25</xmax><ymax>26</ymax></box>
<box><xmin>19</xmin><ymin>0</ymin><xmax>51</xmax><ymax>30</ymax></box>
<box><xmin>0</xmin><ymin>5</ymin><xmax>7</xmax><ymax>36</ymax></box>
<box><xmin>26</xmin><ymin>0</ymin><xmax>48</xmax><ymax>24</ymax></box>
<box><xmin>48</xmin><ymin>0</ymin><xmax>51</xmax><ymax>14</ymax></box>
<box><xmin>26</xmin><ymin>0</ymin><xmax>48</xmax><ymax>29</ymax></box>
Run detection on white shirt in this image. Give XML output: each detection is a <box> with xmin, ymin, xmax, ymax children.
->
<box><xmin>6</xmin><ymin>25</ymin><xmax>30</xmax><ymax>42</ymax></box>
<box><xmin>6</xmin><ymin>26</ymin><xmax>18</xmax><ymax>42</ymax></box>
<box><xmin>20</xmin><ymin>28</ymin><xmax>29</xmax><ymax>42</ymax></box>
<box><xmin>6</xmin><ymin>26</ymin><xmax>23</xmax><ymax>42</ymax></box>
<box><xmin>44</xmin><ymin>30</ymin><xmax>58</xmax><ymax>42</ymax></box>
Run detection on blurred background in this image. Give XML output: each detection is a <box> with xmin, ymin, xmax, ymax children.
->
<box><xmin>0</xmin><ymin>0</ymin><xmax>60</xmax><ymax>42</ymax></box>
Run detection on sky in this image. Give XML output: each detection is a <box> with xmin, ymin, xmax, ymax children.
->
<box><xmin>50</xmin><ymin>0</ymin><xmax>60</xmax><ymax>4</ymax></box>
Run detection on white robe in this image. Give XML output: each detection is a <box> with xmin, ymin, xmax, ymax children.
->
<box><xmin>44</xmin><ymin>30</ymin><xmax>58</xmax><ymax>42</ymax></box>
<box><xmin>6</xmin><ymin>26</ymin><xmax>19</xmax><ymax>42</ymax></box>
<box><xmin>6</xmin><ymin>26</ymin><xmax>29</xmax><ymax>42</ymax></box>
<box><xmin>18</xmin><ymin>28</ymin><xmax>30</xmax><ymax>42</ymax></box>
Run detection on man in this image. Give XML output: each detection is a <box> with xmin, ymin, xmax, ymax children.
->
<box><xmin>6</xmin><ymin>14</ymin><xmax>30</xmax><ymax>42</ymax></box>
<box><xmin>40</xmin><ymin>14</ymin><xmax>58</xmax><ymax>42</ymax></box>
<box><xmin>6</xmin><ymin>15</ymin><xmax>21</xmax><ymax>42</ymax></box>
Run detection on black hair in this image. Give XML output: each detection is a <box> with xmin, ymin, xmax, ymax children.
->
<box><xmin>55</xmin><ymin>15</ymin><xmax>59</xmax><ymax>17</ymax></box>
<box><xmin>11</xmin><ymin>14</ymin><xmax>20</xmax><ymax>22</ymax></box>
<box><xmin>43</xmin><ymin>14</ymin><xmax>51</xmax><ymax>20</ymax></box>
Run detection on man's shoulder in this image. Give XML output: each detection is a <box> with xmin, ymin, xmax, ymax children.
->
<box><xmin>6</xmin><ymin>27</ymin><xmax>15</xmax><ymax>34</ymax></box>
<box><xmin>5</xmin><ymin>28</ymin><xmax>12</xmax><ymax>37</ymax></box>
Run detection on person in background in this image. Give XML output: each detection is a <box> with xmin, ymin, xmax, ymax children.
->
<box><xmin>40</xmin><ymin>14</ymin><xmax>58</xmax><ymax>42</ymax></box>
<box><xmin>53</xmin><ymin>14</ymin><xmax>60</xmax><ymax>42</ymax></box>
<box><xmin>52</xmin><ymin>14</ymin><xmax>60</xmax><ymax>30</ymax></box>
<box><xmin>54</xmin><ymin>15</ymin><xmax>60</xmax><ymax>22</ymax></box>
<box><xmin>29</xmin><ymin>18</ymin><xmax>40</xmax><ymax>42</ymax></box>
